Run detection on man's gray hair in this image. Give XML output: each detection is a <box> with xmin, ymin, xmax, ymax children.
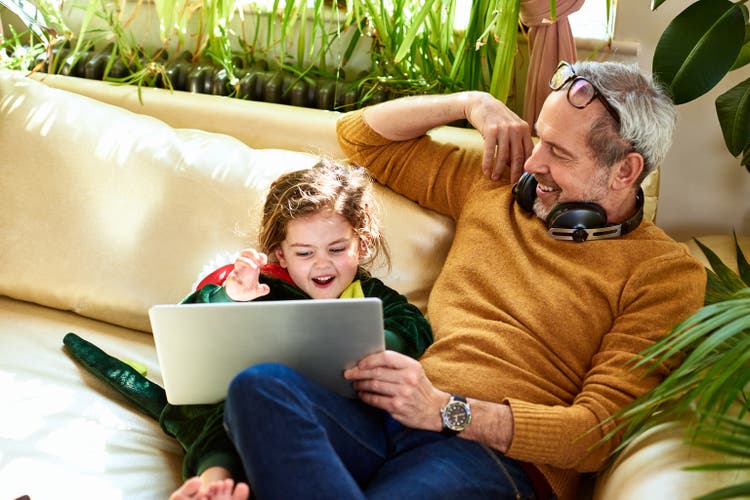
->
<box><xmin>573</xmin><ymin>61</ymin><xmax>677</xmax><ymax>184</ymax></box>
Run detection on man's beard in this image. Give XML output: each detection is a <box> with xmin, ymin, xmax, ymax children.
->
<box><xmin>531</xmin><ymin>169</ymin><xmax>610</xmax><ymax>222</ymax></box>
<box><xmin>533</xmin><ymin>196</ymin><xmax>553</xmax><ymax>221</ymax></box>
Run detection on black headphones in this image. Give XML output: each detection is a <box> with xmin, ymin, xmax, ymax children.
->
<box><xmin>512</xmin><ymin>172</ymin><xmax>644</xmax><ymax>243</ymax></box>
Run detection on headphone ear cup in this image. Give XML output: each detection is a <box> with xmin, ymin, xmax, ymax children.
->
<box><xmin>512</xmin><ymin>172</ymin><xmax>537</xmax><ymax>213</ymax></box>
<box><xmin>546</xmin><ymin>202</ymin><xmax>607</xmax><ymax>230</ymax></box>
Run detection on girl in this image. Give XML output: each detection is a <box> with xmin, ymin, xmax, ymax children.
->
<box><xmin>65</xmin><ymin>159</ymin><xmax>432</xmax><ymax>500</ymax></box>
<box><xmin>171</xmin><ymin>159</ymin><xmax>432</xmax><ymax>499</ymax></box>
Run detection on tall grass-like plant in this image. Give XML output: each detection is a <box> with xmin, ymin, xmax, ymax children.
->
<box><xmin>343</xmin><ymin>0</ymin><xmax>523</xmax><ymax>104</ymax></box>
<box><xmin>603</xmin><ymin>234</ymin><xmax>750</xmax><ymax>500</ymax></box>
<box><xmin>1</xmin><ymin>0</ymin><xmax>567</xmax><ymax>109</ymax></box>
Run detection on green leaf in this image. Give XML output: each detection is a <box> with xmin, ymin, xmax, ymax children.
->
<box><xmin>705</xmin><ymin>270</ymin><xmax>736</xmax><ymax>304</ymax></box>
<box><xmin>694</xmin><ymin>237</ymin><xmax>748</xmax><ymax>293</ymax></box>
<box><xmin>394</xmin><ymin>1</ymin><xmax>435</xmax><ymax>64</ymax></box>
<box><xmin>651</xmin><ymin>0</ymin><xmax>668</xmax><ymax>11</ymax></box>
<box><xmin>730</xmin><ymin>24</ymin><xmax>750</xmax><ymax>71</ymax></box>
<box><xmin>715</xmin><ymin>77</ymin><xmax>750</xmax><ymax>157</ymax></box>
<box><xmin>734</xmin><ymin>231</ymin><xmax>750</xmax><ymax>285</ymax></box>
<box><xmin>653</xmin><ymin>0</ymin><xmax>746</xmax><ymax>104</ymax></box>
<box><xmin>695</xmin><ymin>482</ymin><xmax>750</xmax><ymax>500</ymax></box>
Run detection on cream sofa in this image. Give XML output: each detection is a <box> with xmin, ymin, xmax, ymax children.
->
<box><xmin>0</xmin><ymin>68</ymin><xmax>746</xmax><ymax>500</ymax></box>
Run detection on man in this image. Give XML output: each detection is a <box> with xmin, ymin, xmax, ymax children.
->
<box><xmin>222</xmin><ymin>61</ymin><xmax>706</xmax><ymax>499</ymax></box>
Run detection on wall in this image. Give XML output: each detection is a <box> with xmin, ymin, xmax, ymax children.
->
<box><xmin>614</xmin><ymin>2</ymin><xmax>750</xmax><ymax>241</ymax></box>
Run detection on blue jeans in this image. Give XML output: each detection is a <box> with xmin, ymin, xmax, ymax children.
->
<box><xmin>224</xmin><ymin>363</ymin><xmax>536</xmax><ymax>499</ymax></box>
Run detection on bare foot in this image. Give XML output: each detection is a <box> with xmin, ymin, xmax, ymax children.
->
<box><xmin>170</xmin><ymin>477</ymin><xmax>250</xmax><ymax>500</ymax></box>
<box><xmin>206</xmin><ymin>478</ymin><xmax>251</xmax><ymax>500</ymax></box>
<box><xmin>170</xmin><ymin>477</ymin><xmax>203</xmax><ymax>499</ymax></box>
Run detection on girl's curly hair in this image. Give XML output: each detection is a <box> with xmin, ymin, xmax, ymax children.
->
<box><xmin>258</xmin><ymin>159</ymin><xmax>390</xmax><ymax>271</ymax></box>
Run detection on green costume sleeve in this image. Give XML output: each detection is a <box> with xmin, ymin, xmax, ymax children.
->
<box><xmin>359</xmin><ymin>274</ymin><xmax>433</xmax><ymax>359</ymax></box>
<box><xmin>181</xmin><ymin>283</ymin><xmax>234</xmax><ymax>303</ymax></box>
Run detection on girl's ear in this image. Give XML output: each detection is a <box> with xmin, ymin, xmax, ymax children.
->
<box><xmin>275</xmin><ymin>248</ymin><xmax>288</xmax><ymax>268</ymax></box>
<box><xmin>358</xmin><ymin>238</ymin><xmax>370</xmax><ymax>261</ymax></box>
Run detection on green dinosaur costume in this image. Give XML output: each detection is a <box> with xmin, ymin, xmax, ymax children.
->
<box><xmin>64</xmin><ymin>267</ymin><xmax>432</xmax><ymax>482</ymax></box>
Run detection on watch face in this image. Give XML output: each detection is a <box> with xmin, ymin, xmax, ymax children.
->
<box><xmin>443</xmin><ymin>400</ymin><xmax>470</xmax><ymax>430</ymax></box>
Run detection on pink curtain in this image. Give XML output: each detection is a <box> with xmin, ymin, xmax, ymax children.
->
<box><xmin>520</xmin><ymin>0</ymin><xmax>586</xmax><ymax>129</ymax></box>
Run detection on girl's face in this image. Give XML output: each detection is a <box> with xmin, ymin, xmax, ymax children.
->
<box><xmin>275</xmin><ymin>209</ymin><xmax>362</xmax><ymax>299</ymax></box>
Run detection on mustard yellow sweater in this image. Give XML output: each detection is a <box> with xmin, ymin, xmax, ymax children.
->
<box><xmin>337</xmin><ymin>110</ymin><xmax>706</xmax><ymax>499</ymax></box>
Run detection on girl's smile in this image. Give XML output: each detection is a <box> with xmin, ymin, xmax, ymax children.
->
<box><xmin>275</xmin><ymin>209</ymin><xmax>362</xmax><ymax>299</ymax></box>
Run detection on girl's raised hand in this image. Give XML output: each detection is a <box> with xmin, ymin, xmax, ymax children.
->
<box><xmin>223</xmin><ymin>249</ymin><xmax>271</xmax><ymax>302</ymax></box>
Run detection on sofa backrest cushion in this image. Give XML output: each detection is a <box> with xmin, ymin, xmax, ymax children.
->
<box><xmin>0</xmin><ymin>70</ymin><xmax>454</xmax><ymax>332</ymax></box>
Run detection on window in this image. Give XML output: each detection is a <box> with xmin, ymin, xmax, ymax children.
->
<box><xmin>569</xmin><ymin>0</ymin><xmax>615</xmax><ymax>41</ymax></box>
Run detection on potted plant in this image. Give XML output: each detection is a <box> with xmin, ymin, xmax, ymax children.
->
<box><xmin>1</xmin><ymin>0</ymin><xmax>535</xmax><ymax>111</ymax></box>
<box><xmin>651</xmin><ymin>0</ymin><xmax>749</xmax><ymax>171</ymax></box>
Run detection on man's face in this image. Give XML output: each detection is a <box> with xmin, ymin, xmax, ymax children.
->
<box><xmin>524</xmin><ymin>91</ymin><xmax>614</xmax><ymax>221</ymax></box>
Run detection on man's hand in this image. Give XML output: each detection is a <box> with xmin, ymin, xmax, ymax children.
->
<box><xmin>344</xmin><ymin>350</ymin><xmax>448</xmax><ymax>431</ymax></box>
<box><xmin>363</xmin><ymin>91</ymin><xmax>532</xmax><ymax>184</ymax></box>
<box><xmin>464</xmin><ymin>92</ymin><xmax>533</xmax><ymax>184</ymax></box>
<box><xmin>223</xmin><ymin>248</ymin><xmax>271</xmax><ymax>302</ymax></box>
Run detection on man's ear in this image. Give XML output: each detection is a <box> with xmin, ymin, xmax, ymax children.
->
<box><xmin>274</xmin><ymin>248</ymin><xmax>288</xmax><ymax>268</ymax></box>
<box><xmin>611</xmin><ymin>151</ymin><xmax>644</xmax><ymax>191</ymax></box>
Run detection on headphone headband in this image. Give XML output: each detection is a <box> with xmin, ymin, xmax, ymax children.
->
<box><xmin>512</xmin><ymin>172</ymin><xmax>644</xmax><ymax>243</ymax></box>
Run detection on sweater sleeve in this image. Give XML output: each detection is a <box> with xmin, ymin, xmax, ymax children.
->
<box><xmin>504</xmin><ymin>249</ymin><xmax>706</xmax><ymax>472</ymax></box>
<box><xmin>336</xmin><ymin>110</ymin><xmax>487</xmax><ymax>220</ymax></box>
<box><xmin>360</xmin><ymin>275</ymin><xmax>433</xmax><ymax>359</ymax></box>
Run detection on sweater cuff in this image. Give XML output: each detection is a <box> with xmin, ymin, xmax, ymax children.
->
<box><xmin>504</xmin><ymin>397</ymin><xmax>603</xmax><ymax>468</ymax></box>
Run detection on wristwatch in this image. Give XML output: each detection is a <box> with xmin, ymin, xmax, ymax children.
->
<box><xmin>440</xmin><ymin>393</ymin><xmax>471</xmax><ymax>436</ymax></box>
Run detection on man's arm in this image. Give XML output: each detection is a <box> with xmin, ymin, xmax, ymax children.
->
<box><xmin>343</xmin><ymin>351</ymin><xmax>515</xmax><ymax>452</ymax></box>
<box><xmin>362</xmin><ymin>91</ymin><xmax>533</xmax><ymax>182</ymax></box>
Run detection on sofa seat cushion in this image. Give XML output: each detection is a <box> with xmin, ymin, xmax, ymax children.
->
<box><xmin>0</xmin><ymin>296</ymin><xmax>182</xmax><ymax>499</ymax></box>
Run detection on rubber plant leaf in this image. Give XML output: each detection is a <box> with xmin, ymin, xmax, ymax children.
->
<box><xmin>652</xmin><ymin>0</ymin><xmax>746</xmax><ymax>104</ymax></box>
<box><xmin>651</xmin><ymin>0</ymin><xmax>668</xmax><ymax>10</ymax></box>
<box><xmin>730</xmin><ymin>24</ymin><xmax>750</xmax><ymax>71</ymax></box>
<box><xmin>715</xmin><ymin>77</ymin><xmax>750</xmax><ymax>157</ymax></box>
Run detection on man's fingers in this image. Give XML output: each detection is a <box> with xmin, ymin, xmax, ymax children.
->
<box><xmin>354</xmin><ymin>350</ymin><xmax>413</xmax><ymax>371</ymax></box>
<box><xmin>482</xmin><ymin>140</ymin><xmax>497</xmax><ymax>177</ymax></box>
<box><xmin>352</xmin><ymin>376</ymin><xmax>401</xmax><ymax>397</ymax></box>
<box><xmin>508</xmin><ymin>136</ymin><xmax>528</xmax><ymax>184</ymax></box>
